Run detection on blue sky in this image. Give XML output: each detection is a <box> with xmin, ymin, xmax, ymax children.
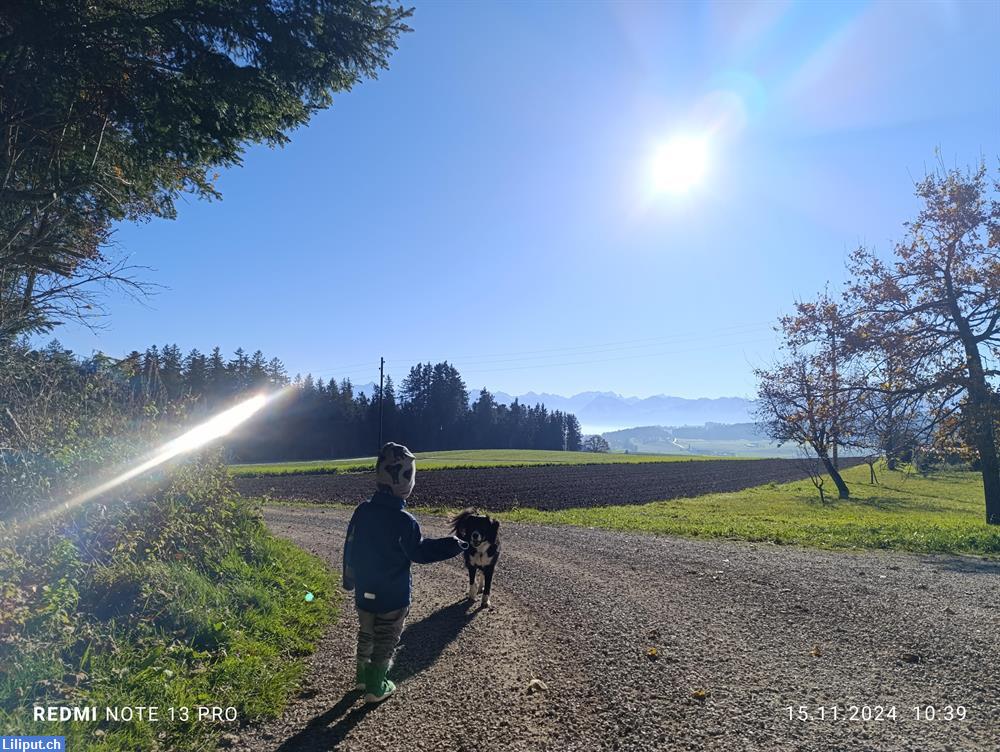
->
<box><xmin>53</xmin><ymin>0</ymin><xmax>998</xmax><ymax>399</ymax></box>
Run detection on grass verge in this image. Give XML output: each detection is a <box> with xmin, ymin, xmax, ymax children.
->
<box><xmin>0</xmin><ymin>499</ymin><xmax>338</xmax><ymax>751</ymax></box>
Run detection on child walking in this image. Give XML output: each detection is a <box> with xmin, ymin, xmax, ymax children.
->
<box><xmin>342</xmin><ymin>442</ymin><xmax>467</xmax><ymax>703</ymax></box>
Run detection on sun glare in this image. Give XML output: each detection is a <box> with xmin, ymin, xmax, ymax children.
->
<box><xmin>20</xmin><ymin>392</ymin><xmax>277</xmax><ymax>530</ymax></box>
<box><xmin>162</xmin><ymin>394</ymin><xmax>270</xmax><ymax>456</ymax></box>
<box><xmin>651</xmin><ymin>135</ymin><xmax>710</xmax><ymax>195</ymax></box>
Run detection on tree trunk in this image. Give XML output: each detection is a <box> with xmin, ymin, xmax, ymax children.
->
<box><xmin>960</xmin><ymin>366</ymin><xmax>1000</xmax><ymax>524</ymax></box>
<box><xmin>945</xmin><ymin>272</ymin><xmax>1000</xmax><ymax>524</ymax></box>
<box><xmin>868</xmin><ymin>461</ymin><xmax>878</xmax><ymax>485</ymax></box>
<box><xmin>952</xmin><ymin>342</ymin><xmax>1000</xmax><ymax>524</ymax></box>
<box><xmin>980</xmin><ymin>450</ymin><xmax>1000</xmax><ymax>525</ymax></box>
<box><xmin>970</xmin><ymin>421</ymin><xmax>1000</xmax><ymax>525</ymax></box>
<box><xmin>818</xmin><ymin>451</ymin><xmax>850</xmax><ymax>499</ymax></box>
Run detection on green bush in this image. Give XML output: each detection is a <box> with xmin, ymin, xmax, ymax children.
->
<box><xmin>0</xmin><ymin>345</ymin><xmax>339</xmax><ymax>750</ymax></box>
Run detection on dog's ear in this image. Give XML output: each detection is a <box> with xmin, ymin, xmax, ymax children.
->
<box><xmin>450</xmin><ymin>507</ymin><xmax>476</xmax><ymax>536</ymax></box>
<box><xmin>491</xmin><ymin>518</ymin><xmax>500</xmax><ymax>533</ymax></box>
<box><xmin>449</xmin><ymin>509</ymin><xmax>465</xmax><ymax>535</ymax></box>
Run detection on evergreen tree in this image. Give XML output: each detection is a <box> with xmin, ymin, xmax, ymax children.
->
<box><xmin>207</xmin><ymin>347</ymin><xmax>229</xmax><ymax>403</ymax></box>
<box><xmin>565</xmin><ymin>414</ymin><xmax>583</xmax><ymax>452</ymax></box>
<box><xmin>266</xmin><ymin>357</ymin><xmax>288</xmax><ymax>387</ymax></box>
<box><xmin>0</xmin><ymin>1</ymin><xmax>413</xmax><ymax>338</ymax></box>
<box><xmin>248</xmin><ymin>350</ymin><xmax>269</xmax><ymax>389</ymax></box>
<box><xmin>159</xmin><ymin>344</ymin><xmax>184</xmax><ymax>399</ymax></box>
<box><xmin>228</xmin><ymin>348</ymin><xmax>251</xmax><ymax>393</ymax></box>
<box><xmin>471</xmin><ymin>388</ymin><xmax>498</xmax><ymax>449</ymax></box>
<box><xmin>183</xmin><ymin>349</ymin><xmax>208</xmax><ymax>398</ymax></box>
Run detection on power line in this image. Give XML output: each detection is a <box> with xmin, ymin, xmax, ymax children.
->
<box><xmin>441</xmin><ymin>327</ymin><xmax>773</xmax><ymax>368</ymax></box>
<box><xmin>383</xmin><ymin>321</ymin><xmax>774</xmax><ymax>368</ymax></box>
<box><xmin>461</xmin><ymin>337</ymin><xmax>776</xmax><ymax>374</ymax></box>
<box><xmin>285</xmin><ymin>323</ymin><xmax>779</xmax><ymax>385</ymax></box>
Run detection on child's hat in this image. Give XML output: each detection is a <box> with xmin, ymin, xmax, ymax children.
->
<box><xmin>375</xmin><ymin>442</ymin><xmax>416</xmax><ymax>499</ymax></box>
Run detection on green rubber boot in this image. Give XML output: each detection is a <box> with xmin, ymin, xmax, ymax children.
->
<box><xmin>354</xmin><ymin>660</ymin><xmax>367</xmax><ymax>690</ymax></box>
<box><xmin>364</xmin><ymin>663</ymin><xmax>396</xmax><ymax>703</ymax></box>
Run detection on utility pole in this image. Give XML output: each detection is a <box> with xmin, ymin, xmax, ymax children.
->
<box><xmin>378</xmin><ymin>356</ymin><xmax>384</xmax><ymax>453</ymax></box>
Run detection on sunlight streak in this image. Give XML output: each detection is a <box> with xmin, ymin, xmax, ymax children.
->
<box><xmin>20</xmin><ymin>391</ymin><xmax>280</xmax><ymax>529</ymax></box>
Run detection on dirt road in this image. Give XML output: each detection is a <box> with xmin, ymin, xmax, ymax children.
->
<box><xmin>233</xmin><ymin>505</ymin><xmax>999</xmax><ymax>751</ymax></box>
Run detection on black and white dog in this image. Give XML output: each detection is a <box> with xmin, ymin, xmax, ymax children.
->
<box><xmin>450</xmin><ymin>508</ymin><xmax>501</xmax><ymax>608</ymax></box>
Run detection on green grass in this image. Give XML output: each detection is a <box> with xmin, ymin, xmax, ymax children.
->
<box><xmin>494</xmin><ymin>464</ymin><xmax>1000</xmax><ymax>557</ymax></box>
<box><xmin>0</xmin><ymin>506</ymin><xmax>339</xmax><ymax>751</ymax></box>
<box><xmin>230</xmin><ymin>448</ymin><xmax>751</xmax><ymax>477</ymax></box>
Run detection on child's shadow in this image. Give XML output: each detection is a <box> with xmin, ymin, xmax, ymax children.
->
<box><xmin>393</xmin><ymin>599</ymin><xmax>480</xmax><ymax>683</ymax></box>
<box><xmin>276</xmin><ymin>600</ymin><xmax>478</xmax><ymax>750</ymax></box>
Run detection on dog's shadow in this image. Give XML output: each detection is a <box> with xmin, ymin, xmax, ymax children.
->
<box><xmin>276</xmin><ymin>600</ymin><xmax>478</xmax><ymax>750</ymax></box>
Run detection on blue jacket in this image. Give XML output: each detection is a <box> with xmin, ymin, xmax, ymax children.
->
<box><xmin>342</xmin><ymin>490</ymin><xmax>463</xmax><ymax>612</ymax></box>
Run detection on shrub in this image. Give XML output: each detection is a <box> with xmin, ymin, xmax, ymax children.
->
<box><xmin>0</xmin><ymin>344</ymin><xmax>338</xmax><ymax>750</ymax></box>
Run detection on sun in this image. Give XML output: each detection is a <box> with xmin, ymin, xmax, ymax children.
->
<box><xmin>650</xmin><ymin>135</ymin><xmax>710</xmax><ymax>195</ymax></box>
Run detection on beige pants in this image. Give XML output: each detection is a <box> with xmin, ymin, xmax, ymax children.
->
<box><xmin>356</xmin><ymin>606</ymin><xmax>408</xmax><ymax>668</ymax></box>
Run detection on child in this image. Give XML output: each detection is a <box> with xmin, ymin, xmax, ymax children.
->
<box><xmin>342</xmin><ymin>442</ymin><xmax>468</xmax><ymax>703</ymax></box>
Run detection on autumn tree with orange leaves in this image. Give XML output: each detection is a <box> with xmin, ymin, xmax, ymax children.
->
<box><xmin>755</xmin><ymin>291</ymin><xmax>859</xmax><ymax>499</ymax></box>
<box><xmin>848</xmin><ymin>160</ymin><xmax>999</xmax><ymax>524</ymax></box>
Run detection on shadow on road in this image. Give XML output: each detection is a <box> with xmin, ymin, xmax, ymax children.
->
<box><xmin>917</xmin><ymin>555</ymin><xmax>1000</xmax><ymax>576</ymax></box>
<box><xmin>273</xmin><ymin>600</ymin><xmax>478</xmax><ymax>750</ymax></box>
<box><xmin>274</xmin><ymin>690</ymin><xmax>374</xmax><ymax>751</ymax></box>
<box><xmin>393</xmin><ymin>599</ymin><xmax>479</xmax><ymax>683</ymax></box>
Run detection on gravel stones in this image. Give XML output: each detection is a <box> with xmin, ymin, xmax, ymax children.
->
<box><xmin>231</xmin><ymin>506</ymin><xmax>1000</xmax><ymax>752</ymax></box>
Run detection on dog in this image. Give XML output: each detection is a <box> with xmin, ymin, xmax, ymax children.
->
<box><xmin>450</xmin><ymin>508</ymin><xmax>501</xmax><ymax>608</ymax></box>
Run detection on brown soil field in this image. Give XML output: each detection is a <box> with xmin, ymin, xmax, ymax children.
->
<box><xmin>233</xmin><ymin>457</ymin><xmax>865</xmax><ymax>511</ymax></box>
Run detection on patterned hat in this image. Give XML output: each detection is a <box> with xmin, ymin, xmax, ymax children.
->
<box><xmin>375</xmin><ymin>442</ymin><xmax>416</xmax><ymax>498</ymax></box>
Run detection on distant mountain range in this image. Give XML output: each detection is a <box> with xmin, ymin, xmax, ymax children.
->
<box><xmin>489</xmin><ymin>391</ymin><xmax>755</xmax><ymax>433</ymax></box>
<box><xmin>351</xmin><ymin>382</ymin><xmax>756</xmax><ymax>434</ymax></box>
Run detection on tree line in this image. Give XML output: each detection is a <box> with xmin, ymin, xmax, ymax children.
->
<box><xmin>79</xmin><ymin>345</ymin><xmax>586</xmax><ymax>460</ymax></box>
<box><xmin>755</xmin><ymin>159</ymin><xmax>999</xmax><ymax>523</ymax></box>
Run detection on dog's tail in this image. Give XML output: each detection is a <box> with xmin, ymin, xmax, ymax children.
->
<box><xmin>449</xmin><ymin>507</ymin><xmax>477</xmax><ymax>535</ymax></box>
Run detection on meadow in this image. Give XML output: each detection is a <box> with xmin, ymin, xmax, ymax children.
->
<box><xmin>230</xmin><ymin>448</ymin><xmax>753</xmax><ymax>476</ymax></box>
<box><xmin>494</xmin><ymin>464</ymin><xmax>1000</xmax><ymax>557</ymax></box>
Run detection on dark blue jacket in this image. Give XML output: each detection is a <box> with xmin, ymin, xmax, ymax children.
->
<box><xmin>343</xmin><ymin>490</ymin><xmax>463</xmax><ymax>612</ymax></box>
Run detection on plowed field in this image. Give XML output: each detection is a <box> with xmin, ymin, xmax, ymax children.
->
<box><xmin>234</xmin><ymin>457</ymin><xmax>864</xmax><ymax>511</ymax></box>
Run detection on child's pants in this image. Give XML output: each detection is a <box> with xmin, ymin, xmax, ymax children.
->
<box><xmin>356</xmin><ymin>606</ymin><xmax>408</xmax><ymax>668</ymax></box>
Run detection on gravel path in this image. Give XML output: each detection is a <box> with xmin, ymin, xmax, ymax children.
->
<box><xmin>233</xmin><ymin>506</ymin><xmax>1000</xmax><ymax>752</ymax></box>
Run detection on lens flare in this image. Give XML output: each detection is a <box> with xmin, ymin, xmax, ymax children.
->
<box><xmin>650</xmin><ymin>135</ymin><xmax>710</xmax><ymax>195</ymax></box>
<box><xmin>18</xmin><ymin>392</ymin><xmax>277</xmax><ymax>529</ymax></box>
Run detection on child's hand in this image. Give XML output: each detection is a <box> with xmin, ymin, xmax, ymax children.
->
<box><xmin>455</xmin><ymin>537</ymin><xmax>469</xmax><ymax>551</ymax></box>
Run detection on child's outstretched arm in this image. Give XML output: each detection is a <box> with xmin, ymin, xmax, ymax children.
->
<box><xmin>399</xmin><ymin>515</ymin><xmax>467</xmax><ymax>564</ymax></box>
